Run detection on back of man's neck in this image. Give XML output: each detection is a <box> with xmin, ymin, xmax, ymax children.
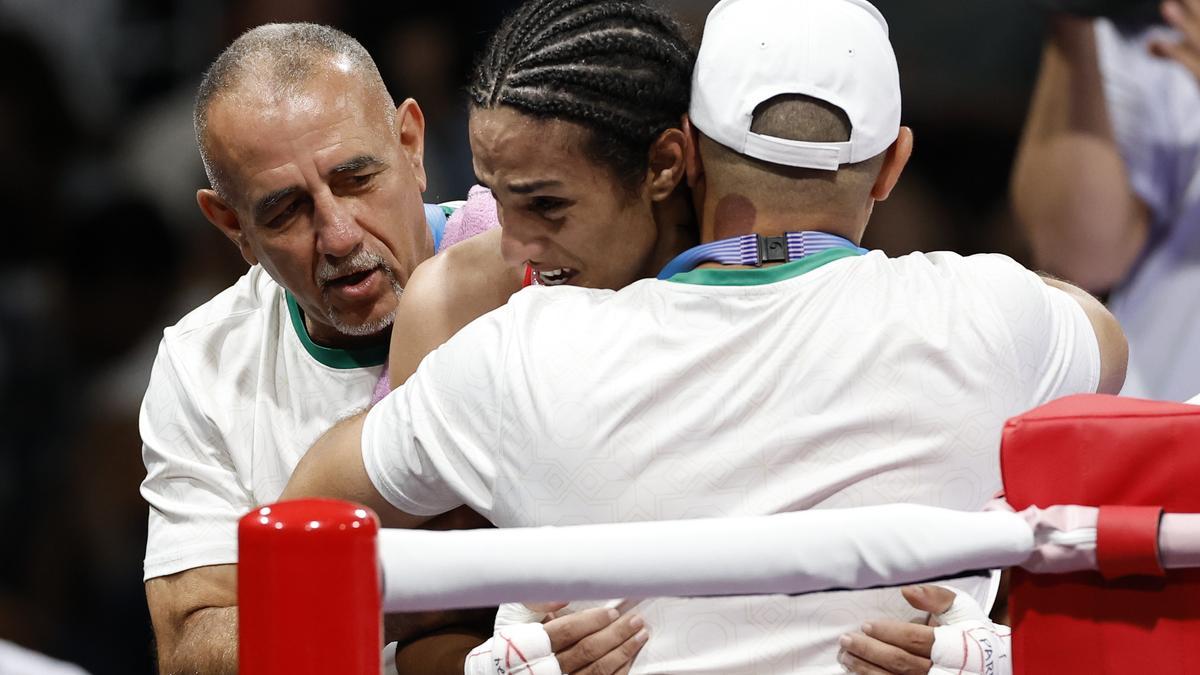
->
<box><xmin>702</xmin><ymin>194</ymin><xmax>866</xmax><ymax>245</ymax></box>
<box><xmin>702</xmin><ymin>218</ymin><xmax>863</xmax><ymax>246</ymax></box>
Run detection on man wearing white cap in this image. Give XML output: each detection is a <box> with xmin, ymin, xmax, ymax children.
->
<box><xmin>286</xmin><ymin>0</ymin><xmax>1127</xmax><ymax>672</ymax></box>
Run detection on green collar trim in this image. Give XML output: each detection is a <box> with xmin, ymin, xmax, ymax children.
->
<box><xmin>285</xmin><ymin>292</ymin><xmax>388</xmax><ymax>369</ymax></box>
<box><xmin>666</xmin><ymin>248</ymin><xmax>864</xmax><ymax>287</ymax></box>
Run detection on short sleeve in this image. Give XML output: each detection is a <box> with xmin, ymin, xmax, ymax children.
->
<box><xmin>140</xmin><ymin>339</ymin><xmax>249</xmax><ymax>581</ymax></box>
<box><xmin>361</xmin><ymin>307</ymin><xmax>509</xmax><ymax>519</ymax></box>
<box><xmin>966</xmin><ymin>255</ymin><xmax>1101</xmax><ymax>409</ymax></box>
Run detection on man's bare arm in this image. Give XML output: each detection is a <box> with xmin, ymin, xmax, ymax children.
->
<box><xmin>145</xmin><ymin>564</ymin><xmax>238</xmax><ymax>675</ymax></box>
<box><xmin>1012</xmin><ymin>15</ymin><xmax>1149</xmax><ymax>293</ymax></box>
<box><xmin>1041</xmin><ymin>275</ymin><xmax>1128</xmax><ymax>394</ymax></box>
<box><xmin>281</xmin><ymin>412</ymin><xmax>429</xmax><ymax>529</ymax></box>
<box><xmin>390</xmin><ymin>228</ymin><xmax>524</xmax><ymax>388</ymax></box>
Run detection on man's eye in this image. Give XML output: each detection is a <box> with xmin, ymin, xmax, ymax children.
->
<box><xmin>347</xmin><ymin>173</ymin><xmax>374</xmax><ymax>188</ymax></box>
<box><xmin>265</xmin><ymin>200</ymin><xmax>302</xmax><ymax>229</ymax></box>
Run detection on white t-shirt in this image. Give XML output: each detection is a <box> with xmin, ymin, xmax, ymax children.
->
<box><xmin>363</xmin><ymin>249</ymin><xmax>1100</xmax><ymax>674</ymax></box>
<box><xmin>1096</xmin><ymin>19</ymin><xmax>1200</xmax><ymax>401</ymax></box>
<box><xmin>141</xmin><ymin>205</ymin><xmax>460</xmax><ymax>581</ymax></box>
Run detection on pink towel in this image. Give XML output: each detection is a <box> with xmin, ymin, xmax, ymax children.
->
<box><xmin>371</xmin><ymin>186</ymin><xmax>501</xmax><ymax>405</ymax></box>
<box><xmin>440</xmin><ymin>184</ymin><xmax>500</xmax><ymax>251</ymax></box>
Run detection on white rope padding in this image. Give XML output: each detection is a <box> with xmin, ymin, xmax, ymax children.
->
<box><xmin>379</xmin><ymin>504</ymin><xmax>1033</xmax><ymax>612</ymax></box>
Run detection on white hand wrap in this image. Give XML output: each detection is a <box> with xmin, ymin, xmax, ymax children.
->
<box><xmin>928</xmin><ymin>587</ymin><xmax>1011</xmax><ymax>675</ymax></box>
<box><xmin>463</xmin><ymin>623</ymin><xmax>562</xmax><ymax>675</ymax></box>
<box><xmin>495</xmin><ymin>602</ymin><xmax>551</xmax><ymax>627</ymax></box>
<box><xmin>381</xmin><ymin>642</ymin><xmax>398</xmax><ymax>675</ymax></box>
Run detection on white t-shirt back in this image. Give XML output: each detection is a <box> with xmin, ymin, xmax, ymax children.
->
<box><xmin>363</xmin><ymin>250</ymin><xmax>1100</xmax><ymax>674</ymax></box>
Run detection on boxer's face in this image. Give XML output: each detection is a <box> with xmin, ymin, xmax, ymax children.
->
<box><xmin>198</xmin><ymin>64</ymin><xmax>430</xmax><ymax>346</ymax></box>
<box><xmin>469</xmin><ymin>105</ymin><xmax>674</xmax><ymax>291</ymax></box>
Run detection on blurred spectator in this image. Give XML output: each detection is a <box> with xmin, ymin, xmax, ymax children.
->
<box><xmin>1012</xmin><ymin>10</ymin><xmax>1199</xmax><ymax>400</ymax></box>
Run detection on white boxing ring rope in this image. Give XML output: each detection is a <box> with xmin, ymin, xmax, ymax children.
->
<box><xmin>237</xmin><ymin>498</ymin><xmax>1200</xmax><ymax>674</ymax></box>
<box><xmin>377</xmin><ymin>504</ymin><xmax>1031</xmax><ymax>612</ymax></box>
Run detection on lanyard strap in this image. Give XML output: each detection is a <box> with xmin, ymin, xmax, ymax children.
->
<box><xmin>657</xmin><ymin>231</ymin><xmax>867</xmax><ymax>280</ymax></box>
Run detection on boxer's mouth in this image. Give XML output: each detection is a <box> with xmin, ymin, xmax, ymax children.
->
<box><xmin>535</xmin><ymin>267</ymin><xmax>578</xmax><ymax>286</ymax></box>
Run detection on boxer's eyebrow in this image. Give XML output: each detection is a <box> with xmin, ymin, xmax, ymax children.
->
<box><xmin>330</xmin><ymin>155</ymin><xmax>385</xmax><ymax>175</ymax></box>
<box><xmin>254</xmin><ymin>186</ymin><xmax>300</xmax><ymax>221</ymax></box>
<box><xmin>508</xmin><ymin>179</ymin><xmax>561</xmax><ymax>194</ymax></box>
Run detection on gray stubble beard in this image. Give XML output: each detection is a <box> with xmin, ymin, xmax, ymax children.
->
<box><xmin>318</xmin><ymin>250</ymin><xmax>405</xmax><ymax>337</ymax></box>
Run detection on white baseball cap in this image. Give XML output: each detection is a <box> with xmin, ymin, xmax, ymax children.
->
<box><xmin>690</xmin><ymin>0</ymin><xmax>901</xmax><ymax>171</ymax></box>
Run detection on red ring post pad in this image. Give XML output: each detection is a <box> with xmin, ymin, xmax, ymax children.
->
<box><xmin>239</xmin><ymin>499</ymin><xmax>381</xmax><ymax>675</ymax></box>
<box><xmin>1097</xmin><ymin>505</ymin><xmax>1165</xmax><ymax>580</ymax></box>
<box><xmin>1001</xmin><ymin>394</ymin><xmax>1200</xmax><ymax>675</ymax></box>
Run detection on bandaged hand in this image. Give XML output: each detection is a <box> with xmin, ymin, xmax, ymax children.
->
<box><xmin>464</xmin><ymin>623</ymin><xmax>561</xmax><ymax>675</ymax></box>
<box><xmin>838</xmin><ymin>585</ymin><xmax>1011</xmax><ymax>675</ymax></box>
<box><xmin>466</xmin><ymin>605</ymin><xmax>647</xmax><ymax>675</ymax></box>
<box><xmin>927</xmin><ymin>587</ymin><xmax>1011</xmax><ymax>675</ymax></box>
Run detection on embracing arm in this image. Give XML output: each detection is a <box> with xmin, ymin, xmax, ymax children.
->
<box><xmin>145</xmin><ymin>564</ymin><xmax>238</xmax><ymax>675</ymax></box>
<box><xmin>1040</xmin><ymin>275</ymin><xmax>1128</xmax><ymax>394</ymax></box>
<box><xmin>1012</xmin><ymin>15</ymin><xmax>1149</xmax><ymax>293</ymax></box>
<box><xmin>281</xmin><ymin>412</ymin><xmax>430</xmax><ymax>529</ymax></box>
<box><xmin>284</xmin><ymin>414</ymin><xmax>647</xmax><ymax>675</ymax></box>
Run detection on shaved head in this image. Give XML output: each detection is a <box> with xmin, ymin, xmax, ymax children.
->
<box><xmin>194</xmin><ymin>23</ymin><xmax>394</xmax><ymax>200</ymax></box>
<box><xmin>700</xmin><ymin>95</ymin><xmax>886</xmax><ymax>224</ymax></box>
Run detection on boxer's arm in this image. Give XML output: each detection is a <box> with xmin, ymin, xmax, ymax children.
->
<box><xmin>1012</xmin><ymin>15</ymin><xmax>1149</xmax><ymax>294</ymax></box>
<box><xmin>389</xmin><ymin>229</ymin><xmax>524</xmax><ymax>388</ymax></box>
<box><xmin>396</xmin><ymin>629</ymin><xmax>486</xmax><ymax>673</ymax></box>
<box><xmin>145</xmin><ymin>564</ymin><xmax>238</xmax><ymax>675</ymax></box>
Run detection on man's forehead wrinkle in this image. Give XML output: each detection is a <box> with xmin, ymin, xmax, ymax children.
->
<box><xmin>203</xmin><ymin>62</ymin><xmax>391</xmax><ymax>211</ymax></box>
<box><xmin>472</xmin><ymin>113</ymin><xmax>579</xmax><ymax>192</ymax></box>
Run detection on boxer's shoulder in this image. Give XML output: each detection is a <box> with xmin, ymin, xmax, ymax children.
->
<box><xmin>411</xmin><ymin>228</ymin><xmax>520</xmax><ymax>325</ymax></box>
<box><xmin>389</xmin><ymin>229</ymin><xmax>525</xmax><ymax>385</ymax></box>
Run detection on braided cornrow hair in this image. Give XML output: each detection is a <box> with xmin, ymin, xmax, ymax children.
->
<box><xmin>471</xmin><ymin>0</ymin><xmax>696</xmax><ymax>189</ymax></box>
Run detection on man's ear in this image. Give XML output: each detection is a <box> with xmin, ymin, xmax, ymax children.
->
<box><xmin>681</xmin><ymin>115</ymin><xmax>705</xmax><ymax>189</ymax></box>
<box><xmin>646</xmin><ymin>128</ymin><xmax>688</xmax><ymax>202</ymax></box>
<box><xmin>871</xmin><ymin>126</ymin><xmax>913</xmax><ymax>202</ymax></box>
<box><xmin>197</xmin><ymin>189</ymin><xmax>257</xmax><ymax>265</ymax></box>
<box><xmin>680</xmin><ymin>115</ymin><xmax>707</xmax><ymax>216</ymax></box>
<box><xmin>395</xmin><ymin>98</ymin><xmax>427</xmax><ymax>193</ymax></box>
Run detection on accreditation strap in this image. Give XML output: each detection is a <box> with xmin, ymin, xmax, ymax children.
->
<box><xmin>657</xmin><ymin>231</ymin><xmax>866</xmax><ymax>279</ymax></box>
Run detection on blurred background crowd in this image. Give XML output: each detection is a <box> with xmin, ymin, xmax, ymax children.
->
<box><xmin>0</xmin><ymin>0</ymin><xmax>1085</xmax><ymax>672</ymax></box>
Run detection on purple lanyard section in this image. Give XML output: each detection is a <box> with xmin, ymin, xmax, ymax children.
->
<box><xmin>657</xmin><ymin>231</ymin><xmax>867</xmax><ymax>280</ymax></box>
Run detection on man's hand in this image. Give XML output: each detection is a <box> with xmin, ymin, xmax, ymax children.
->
<box><xmin>1152</xmin><ymin>0</ymin><xmax>1200</xmax><ymax>79</ymax></box>
<box><xmin>838</xmin><ymin>585</ymin><xmax>1011</xmax><ymax>675</ymax></box>
<box><xmin>546</xmin><ymin>607</ymin><xmax>648</xmax><ymax>675</ymax></box>
<box><xmin>466</xmin><ymin>606</ymin><xmax>647</xmax><ymax>675</ymax></box>
<box><xmin>837</xmin><ymin>586</ymin><xmax>947</xmax><ymax>675</ymax></box>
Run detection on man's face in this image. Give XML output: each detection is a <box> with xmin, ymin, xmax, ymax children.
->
<box><xmin>468</xmin><ymin>105</ymin><xmax>662</xmax><ymax>291</ymax></box>
<box><xmin>202</xmin><ymin>64</ymin><xmax>429</xmax><ymax>345</ymax></box>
